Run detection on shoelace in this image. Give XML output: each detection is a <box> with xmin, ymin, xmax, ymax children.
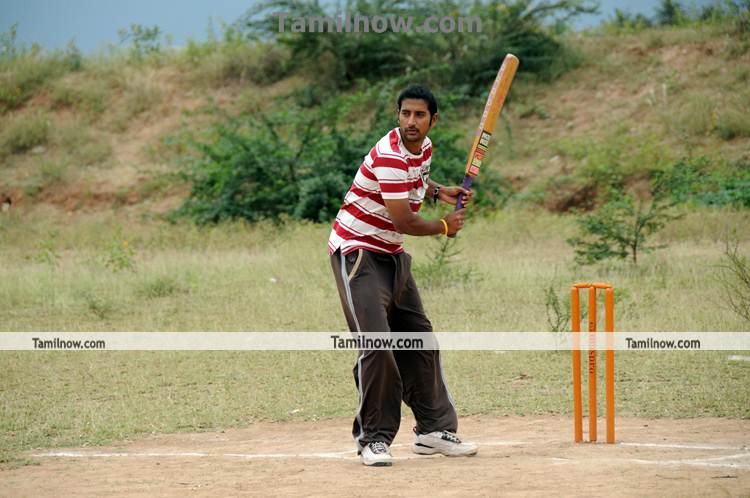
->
<box><xmin>440</xmin><ymin>431</ymin><xmax>462</xmax><ymax>444</ymax></box>
<box><xmin>370</xmin><ymin>441</ymin><xmax>388</xmax><ymax>454</ymax></box>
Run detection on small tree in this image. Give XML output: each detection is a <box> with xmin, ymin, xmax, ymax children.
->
<box><xmin>656</xmin><ymin>0</ymin><xmax>686</xmax><ymax>26</ymax></box>
<box><xmin>413</xmin><ymin>236</ymin><xmax>475</xmax><ymax>288</ymax></box>
<box><xmin>544</xmin><ymin>281</ymin><xmax>571</xmax><ymax>332</ymax></box>
<box><xmin>566</xmin><ymin>191</ymin><xmax>681</xmax><ymax>265</ymax></box>
<box><xmin>118</xmin><ymin>24</ymin><xmax>164</xmax><ymax>61</ymax></box>
<box><xmin>718</xmin><ymin>231</ymin><xmax>750</xmax><ymax>323</ymax></box>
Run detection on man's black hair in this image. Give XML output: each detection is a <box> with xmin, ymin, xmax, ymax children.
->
<box><xmin>397</xmin><ymin>85</ymin><xmax>438</xmax><ymax>117</ymax></box>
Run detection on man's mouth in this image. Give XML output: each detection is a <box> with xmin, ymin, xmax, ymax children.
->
<box><xmin>406</xmin><ymin>129</ymin><xmax>418</xmax><ymax>134</ymax></box>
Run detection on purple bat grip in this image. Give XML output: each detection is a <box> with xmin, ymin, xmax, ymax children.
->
<box><xmin>455</xmin><ymin>175</ymin><xmax>474</xmax><ymax>211</ymax></box>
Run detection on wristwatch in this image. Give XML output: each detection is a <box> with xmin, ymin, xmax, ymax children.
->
<box><xmin>432</xmin><ymin>185</ymin><xmax>440</xmax><ymax>204</ymax></box>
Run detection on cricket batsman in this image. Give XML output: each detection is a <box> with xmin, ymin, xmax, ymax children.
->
<box><xmin>328</xmin><ymin>85</ymin><xmax>478</xmax><ymax>466</ymax></box>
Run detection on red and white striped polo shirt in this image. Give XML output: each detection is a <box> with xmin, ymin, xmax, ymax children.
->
<box><xmin>328</xmin><ymin>128</ymin><xmax>432</xmax><ymax>255</ymax></box>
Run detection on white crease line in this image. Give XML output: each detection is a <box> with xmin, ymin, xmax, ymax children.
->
<box><xmin>31</xmin><ymin>440</ymin><xmax>529</xmax><ymax>460</ymax></box>
<box><xmin>630</xmin><ymin>455</ymin><xmax>750</xmax><ymax>470</ymax></box>
<box><xmin>31</xmin><ymin>451</ymin><xmax>357</xmax><ymax>460</ymax></box>
<box><xmin>697</xmin><ymin>453</ymin><xmax>750</xmax><ymax>463</ymax></box>
<box><xmin>620</xmin><ymin>442</ymin><xmax>749</xmax><ymax>451</ymax></box>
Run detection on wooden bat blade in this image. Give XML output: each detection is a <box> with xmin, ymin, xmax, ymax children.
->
<box><xmin>464</xmin><ymin>53</ymin><xmax>519</xmax><ymax>179</ymax></box>
<box><xmin>454</xmin><ymin>54</ymin><xmax>519</xmax><ymax>212</ymax></box>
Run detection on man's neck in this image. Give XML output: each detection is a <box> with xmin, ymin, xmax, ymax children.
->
<box><xmin>404</xmin><ymin>141</ymin><xmax>422</xmax><ymax>154</ymax></box>
<box><xmin>399</xmin><ymin>129</ymin><xmax>424</xmax><ymax>155</ymax></box>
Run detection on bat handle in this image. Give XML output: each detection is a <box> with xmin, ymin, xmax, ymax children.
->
<box><xmin>448</xmin><ymin>175</ymin><xmax>474</xmax><ymax>238</ymax></box>
<box><xmin>454</xmin><ymin>175</ymin><xmax>474</xmax><ymax>211</ymax></box>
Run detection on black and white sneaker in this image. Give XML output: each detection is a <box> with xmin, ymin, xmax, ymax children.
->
<box><xmin>413</xmin><ymin>429</ymin><xmax>478</xmax><ymax>457</ymax></box>
<box><xmin>360</xmin><ymin>441</ymin><xmax>393</xmax><ymax>466</ymax></box>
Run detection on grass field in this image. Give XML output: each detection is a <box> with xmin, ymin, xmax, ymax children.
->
<box><xmin>1</xmin><ymin>206</ymin><xmax>748</xmax><ymax>331</ymax></box>
<box><xmin>1</xmin><ymin>207</ymin><xmax>749</xmax><ymax>467</ymax></box>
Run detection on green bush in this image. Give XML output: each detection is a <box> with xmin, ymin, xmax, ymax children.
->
<box><xmin>550</xmin><ymin>128</ymin><xmax>672</xmax><ymax>197</ymax></box>
<box><xmin>653</xmin><ymin>157</ymin><xmax>750</xmax><ymax>208</ymax></box>
<box><xmin>566</xmin><ymin>191</ymin><xmax>681</xmax><ymax>265</ymax></box>
<box><xmin>718</xmin><ymin>231</ymin><xmax>750</xmax><ymax>323</ymax></box>
<box><xmin>0</xmin><ymin>30</ymin><xmax>82</xmax><ymax>113</ymax></box>
<box><xmin>118</xmin><ymin>24</ymin><xmax>165</xmax><ymax>62</ymax></box>
<box><xmin>176</xmin><ymin>88</ymin><xmax>495</xmax><ymax>224</ymax></box>
<box><xmin>672</xmin><ymin>94</ymin><xmax>715</xmax><ymax>137</ymax></box>
<box><xmin>122</xmin><ymin>72</ymin><xmax>163</xmax><ymax>117</ymax></box>
<box><xmin>413</xmin><ymin>237</ymin><xmax>476</xmax><ymax>288</ymax></box>
<box><xmin>136</xmin><ymin>275</ymin><xmax>184</xmax><ymax>299</ymax></box>
<box><xmin>0</xmin><ymin>112</ymin><xmax>50</xmax><ymax>155</ymax></box>
<box><xmin>656</xmin><ymin>0</ymin><xmax>687</xmax><ymax>26</ymax></box>
<box><xmin>177</xmin><ymin>105</ymin><xmax>367</xmax><ymax>223</ymax></box>
<box><xmin>50</xmin><ymin>78</ymin><xmax>108</xmax><ymax>116</ymax></box>
<box><xmin>605</xmin><ymin>8</ymin><xmax>654</xmax><ymax>32</ymax></box>
<box><xmin>716</xmin><ymin>109</ymin><xmax>750</xmax><ymax>140</ymax></box>
<box><xmin>241</xmin><ymin>0</ymin><xmax>595</xmax><ymax>92</ymax></box>
<box><xmin>38</xmin><ymin>158</ymin><xmax>68</xmax><ymax>185</ymax></box>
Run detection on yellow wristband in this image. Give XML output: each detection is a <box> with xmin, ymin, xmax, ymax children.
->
<box><xmin>439</xmin><ymin>218</ymin><xmax>449</xmax><ymax>236</ymax></box>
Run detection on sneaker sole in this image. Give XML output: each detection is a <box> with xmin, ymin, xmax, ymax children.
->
<box><xmin>412</xmin><ymin>445</ymin><xmax>478</xmax><ymax>457</ymax></box>
<box><xmin>362</xmin><ymin>459</ymin><xmax>393</xmax><ymax>467</ymax></box>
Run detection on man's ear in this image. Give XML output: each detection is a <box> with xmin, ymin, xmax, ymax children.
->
<box><xmin>430</xmin><ymin>112</ymin><xmax>439</xmax><ymax>127</ymax></box>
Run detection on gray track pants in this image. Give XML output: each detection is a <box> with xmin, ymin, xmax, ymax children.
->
<box><xmin>330</xmin><ymin>248</ymin><xmax>458</xmax><ymax>448</ymax></box>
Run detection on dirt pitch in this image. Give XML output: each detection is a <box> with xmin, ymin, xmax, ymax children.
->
<box><xmin>2</xmin><ymin>415</ymin><xmax>749</xmax><ymax>497</ymax></box>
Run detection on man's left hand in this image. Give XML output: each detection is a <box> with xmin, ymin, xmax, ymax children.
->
<box><xmin>439</xmin><ymin>186</ymin><xmax>474</xmax><ymax>207</ymax></box>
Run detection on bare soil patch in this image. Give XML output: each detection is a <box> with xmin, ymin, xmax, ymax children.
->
<box><xmin>2</xmin><ymin>415</ymin><xmax>748</xmax><ymax>497</ymax></box>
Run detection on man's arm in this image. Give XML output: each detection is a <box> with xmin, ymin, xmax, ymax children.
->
<box><xmin>384</xmin><ymin>198</ymin><xmax>465</xmax><ymax>236</ymax></box>
<box><xmin>427</xmin><ymin>178</ymin><xmax>474</xmax><ymax>207</ymax></box>
<box><xmin>427</xmin><ymin>178</ymin><xmax>442</xmax><ymax>191</ymax></box>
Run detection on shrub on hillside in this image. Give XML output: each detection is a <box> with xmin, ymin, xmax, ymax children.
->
<box><xmin>566</xmin><ymin>189</ymin><xmax>682</xmax><ymax>265</ymax></box>
<box><xmin>175</xmin><ymin>88</ymin><xmax>508</xmax><ymax>224</ymax></box>
<box><xmin>716</xmin><ymin>89</ymin><xmax>750</xmax><ymax>140</ymax></box>
<box><xmin>656</xmin><ymin>0</ymin><xmax>687</xmax><ymax>26</ymax></box>
<box><xmin>0</xmin><ymin>112</ymin><xmax>50</xmax><ymax>156</ymax></box>
<box><xmin>718</xmin><ymin>231</ymin><xmax>750</xmax><ymax>323</ymax></box>
<box><xmin>652</xmin><ymin>157</ymin><xmax>750</xmax><ymax>208</ymax></box>
<box><xmin>0</xmin><ymin>25</ymin><xmax>82</xmax><ymax>113</ymax></box>
<box><xmin>50</xmin><ymin>78</ymin><xmax>108</xmax><ymax>116</ymax></box>
<box><xmin>176</xmin><ymin>105</ymin><xmax>375</xmax><ymax>224</ymax></box>
<box><xmin>240</xmin><ymin>0</ymin><xmax>595</xmax><ymax>92</ymax></box>
<box><xmin>118</xmin><ymin>24</ymin><xmax>166</xmax><ymax>62</ymax></box>
<box><xmin>549</xmin><ymin>129</ymin><xmax>673</xmax><ymax>197</ymax></box>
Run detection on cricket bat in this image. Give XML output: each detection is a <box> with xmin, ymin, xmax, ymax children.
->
<box><xmin>455</xmin><ymin>54</ymin><xmax>519</xmax><ymax>211</ymax></box>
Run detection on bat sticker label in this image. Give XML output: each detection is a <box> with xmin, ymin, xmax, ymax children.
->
<box><xmin>469</xmin><ymin>165</ymin><xmax>480</xmax><ymax>176</ymax></box>
<box><xmin>479</xmin><ymin>131</ymin><xmax>492</xmax><ymax>148</ymax></box>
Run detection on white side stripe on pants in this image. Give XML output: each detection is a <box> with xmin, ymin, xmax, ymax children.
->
<box><xmin>340</xmin><ymin>251</ymin><xmax>365</xmax><ymax>450</ymax></box>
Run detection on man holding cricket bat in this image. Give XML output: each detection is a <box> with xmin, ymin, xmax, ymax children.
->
<box><xmin>328</xmin><ymin>85</ymin><xmax>478</xmax><ymax>466</ymax></box>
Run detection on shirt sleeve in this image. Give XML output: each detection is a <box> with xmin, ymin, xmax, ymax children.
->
<box><xmin>372</xmin><ymin>154</ymin><xmax>409</xmax><ymax>200</ymax></box>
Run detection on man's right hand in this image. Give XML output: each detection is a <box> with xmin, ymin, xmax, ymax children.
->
<box><xmin>443</xmin><ymin>208</ymin><xmax>466</xmax><ymax>236</ymax></box>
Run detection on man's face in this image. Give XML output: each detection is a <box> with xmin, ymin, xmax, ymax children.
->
<box><xmin>398</xmin><ymin>98</ymin><xmax>437</xmax><ymax>144</ymax></box>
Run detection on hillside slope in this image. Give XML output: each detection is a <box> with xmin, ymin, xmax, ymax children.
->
<box><xmin>1</xmin><ymin>25</ymin><xmax>748</xmax><ymax>217</ymax></box>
